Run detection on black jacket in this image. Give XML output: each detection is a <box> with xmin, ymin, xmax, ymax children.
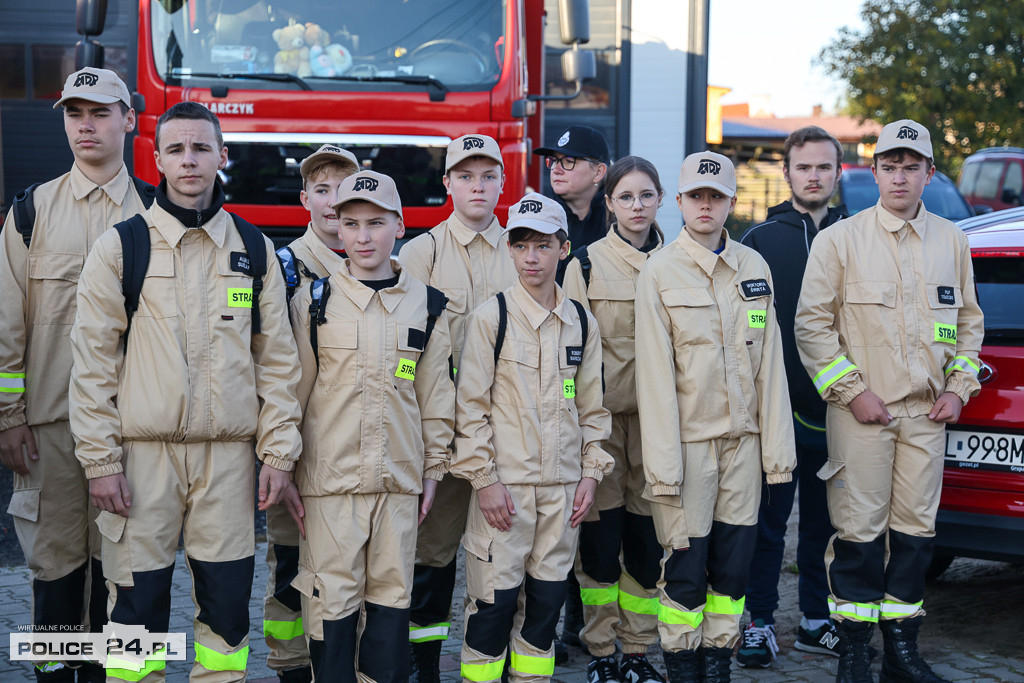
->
<box><xmin>553</xmin><ymin>190</ymin><xmax>608</xmax><ymax>284</ymax></box>
<box><xmin>740</xmin><ymin>200</ymin><xmax>848</xmax><ymax>423</ymax></box>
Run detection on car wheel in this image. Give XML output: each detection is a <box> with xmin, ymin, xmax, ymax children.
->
<box><xmin>926</xmin><ymin>553</ymin><xmax>955</xmax><ymax>581</ymax></box>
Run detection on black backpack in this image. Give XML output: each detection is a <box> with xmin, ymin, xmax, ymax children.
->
<box><xmin>307</xmin><ymin>277</ymin><xmax>449</xmax><ymax>373</ymax></box>
<box><xmin>10</xmin><ymin>176</ymin><xmax>156</xmax><ymax>247</ymax></box>
<box><xmin>492</xmin><ymin>291</ymin><xmax>588</xmax><ymax>364</ymax></box>
<box><xmin>567</xmin><ymin>245</ymin><xmax>593</xmax><ymax>288</ymax></box>
<box><xmin>275</xmin><ymin>245</ymin><xmax>321</xmax><ymax>303</ymax></box>
<box><xmin>113</xmin><ymin>212</ymin><xmax>267</xmax><ymax>339</ymax></box>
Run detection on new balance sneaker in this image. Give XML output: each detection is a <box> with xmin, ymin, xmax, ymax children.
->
<box><xmin>587</xmin><ymin>655</ymin><xmax>623</xmax><ymax>683</ymax></box>
<box><xmin>735</xmin><ymin>619</ymin><xmax>778</xmax><ymax>669</ymax></box>
<box><xmin>795</xmin><ymin>621</ymin><xmax>843</xmax><ymax>657</ymax></box>
<box><xmin>619</xmin><ymin>653</ymin><xmax>665</xmax><ymax>683</ymax></box>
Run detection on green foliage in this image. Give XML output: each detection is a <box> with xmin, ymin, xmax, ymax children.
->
<box><xmin>819</xmin><ymin>0</ymin><xmax>1024</xmax><ymax>174</ymax></box>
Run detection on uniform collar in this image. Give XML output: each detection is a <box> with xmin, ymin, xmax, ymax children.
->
<box><xmin>510</xmin><ymin>279</ymin><xmax>574</xmax><ymax>329</ymax></box>
<box><xmin>875</xmin><ymin>199</ymin><xmax>928</xmax><ymax>236</ymax></box>
<box><xmin>334</xmin><ymin>258</ymin><xmax>409</xmax><ymax>312</ymax></box>
<box><xmin>608</xmin><ymin>224</ymin><xmax>661</xmax><ymax>271</ymax></box>
<box><xmin>447</xmin><ymin>213</ymin><xmax>504</xmax><ymax>248</ymax></box>
<box><xmin>150</xmin><ymin>198</ymin><xmax>230</xmax><ymax>249</ymax></box>
<box><xmin>300</xmin><ymin>224</ymin><xmax>345</xmax><ymax>265</ymax></box>
<box><xmin>676</xmin><ymin>227</ymin><xmax>737</xmax><ymax>276</ymax></box>
<box><xmin>70</xmin><ymin>163</ymin><xmax>131</xmax><ymax>204</ymax></box>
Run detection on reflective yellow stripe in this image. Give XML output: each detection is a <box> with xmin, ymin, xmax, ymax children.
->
<box><xmin>461</xmin><ymin>658</ymin><xmax>506</xmax><ymax>682</ymax></box>
<box><xmin>264</xmin><ymin>617</ymin><xmax>304</xmax><ymax>640</ymax></box>
<box><xmin>934</xmin><ymin>323</ymin><xmax>957</xmax><ymax>344</ymax></box>
<box><xmin>813</xmin><ymin>356</ymin><xmax>858</xmax><ymax>395</ymax></box>
<box><xmin>945</xmin><ymin>355</ymin><xmax>980</xmax><ymax>377</ymax></box>
<box><xmin>106</xmin><ymin>656</ymin><xmax>168</xmax><ymax>681</ymax></box>
<box><xmin>580</xmin><ymin>583</ymin><xmax>618</xmax><ymax>606</ymax></box>
<box><xmin>829</xmin><ymin>598</ymin><xmax>879</xmax><ymax>623</ymax></box>
<box><xmin>510</xmin><ymin>651</ymin><xmax>554</xmax><ymax>676</ymax></box>
<box><xmin>409</xmin><ymin>623</ymin><xmax>450</xmax><ymax>642</ymax></box>
<box><xmin>658</xmin><ymin>602</ymin><xmax>704</xmax><ymax>627</ymax></box>
<box><xmin>880</xmin><ymin>600</ymin><xmax>923</xmax><ymax>619</ymax></box>
<box><xmin>703</xmin><ymin>592</ymin><xmax>744</xmax><ymax>615</ymax></box>
<box><xmin>794</xmin><ymin>411</ymin><xmax>826</xmax><ymax>433</ymax></box>
<box><xmin>0</xmin><ymin>372</ymin><xmax>26</xmax><ymax>393</ymax></box>
<box><xmin>618</xmin><ymin>587</ymin><xmax>659</xmax><ymax>616</ymax></box>
<box><xmin>194</xmin><ymin>643</ymin><xmax>248</xmax><ymax>672</ymax></box>
<box><xmin>35</xmin><ymin>662</ymin><xmax>64</xmax><ymax>673</ymax></box>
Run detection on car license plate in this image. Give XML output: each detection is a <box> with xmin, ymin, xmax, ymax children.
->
<box><xmin>945</xmin><ymin>429</ymin><xmax>1024</xmax><ymax>472</ymax></box>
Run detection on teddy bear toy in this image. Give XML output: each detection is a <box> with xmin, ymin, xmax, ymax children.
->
<box><xmin>273</xmin><ymin>18</ymin><xmax>310</xmax><ymax>77</ymax></box>
<box><xmin>309</xmin><ymin>43</ymin><xmax>353</xmax><ymax>77</ymax></box>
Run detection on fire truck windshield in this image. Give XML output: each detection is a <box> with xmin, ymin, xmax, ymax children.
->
<box><xmin>150</xmin><ymin>0</ymin><xmax>507</xmax><ymax>90</ymax></box>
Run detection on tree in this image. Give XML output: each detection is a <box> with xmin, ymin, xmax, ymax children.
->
<box><xmin>819</xmin><ymin>0</ymin><xmax>1024</xmax><ymax>174</ymax></box>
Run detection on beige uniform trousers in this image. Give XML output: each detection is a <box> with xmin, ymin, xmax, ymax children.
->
<box><xmin>649</xmin><ymin>436</ymin><xmax>761</xmax><ymax>652</ymax></box>
<box><xmin>263</xmin><ymin>503</ymin><xmax>306</xmax><ymax>671</ymax></box>
<box><xmin>99</xmin><ymin>440</ymin><xmax>255</xmax><ymax>683</ymax></box>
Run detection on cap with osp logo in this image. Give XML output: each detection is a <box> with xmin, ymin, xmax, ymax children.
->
<box><xmin>300</xmin><ymin>144</ymin><xmax>359</xmax><ymax>181</ymax></box>
<box><xmin>446</xmin><ymin>134</ymin><xmax>504</xmax><ymax>173</ymax></box>
<box><xmin>874</xmin><ymin>118</ymin><xmax>933</xmax><ymax>160</ymax></box>
<box><xmin>677</xmin><ymin>151</ymin><xmax>736</xmax><ymax>198</ymax></box>
<box><xmin>531</xmin><ymin>124</ymin><xmax>610</xmax><ymax>165</ymax></box>
<box><xmin>333</xmin><ymin>170</ymin><xmax>403</xmax><ymax>217</ymax></box>
<box><xmin>53</xmin><ymin>68</ymin><xmax>131</xmax><ymax>110</ymax></box>
<box><xmin>505</xmin><ymin>192</ymin><xmax>568</xmax><ymax>235</ymax></box>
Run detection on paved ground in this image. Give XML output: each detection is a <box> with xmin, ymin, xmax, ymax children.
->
<box><xmin>1</xmin><ymin>502</ymin><xmax>1022</xmax><ymax>681</ymax></box>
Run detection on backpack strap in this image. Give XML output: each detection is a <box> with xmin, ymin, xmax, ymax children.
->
<box><xmin>131</xmin><ymin>176</ymin><xmax>157</xmax><ymax>209</ymax></box>
<box><xmin>113</xmin><ymin>214</ymin><xmax>152</xmax><ymax>341</ymax></box>
<box><xmin>493</xmin><ymin>291</ymin><xmax>507</xmax><ymax>365</ymax></box>
<box><xmin>12</xmin><ymin>183</ymin><xmax>41</xmax><ymax>248</ymax></box>
<box><xmin>574</xmin><ymin>246</ymin><xmax>592</xmax><ymax>288</ymax></box>
<box><xmin>231</xmin><ymin>214</ymin><xmax>267</xmax><ymax>335</ymax></box>
<box><xmin>570</xmin><ymin>298</ymin><xmax>588</xmax><ymax>352</ymax></box>
<box><xmin>308</xmin><ymin>277</ymin><xmax>331</xmax><ymax>370</ymax></box>
<box><xmin>423</xmin><ymin>285</ymin><xmax>448</xmax><ymax>351</ymax></box>
<box><xmin>275</xmin><ymin>246</ymin><xmax>301</xmax><ymax>302</ymax></box>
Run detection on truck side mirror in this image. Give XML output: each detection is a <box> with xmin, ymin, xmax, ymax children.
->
<box><xmin>558</xmin><ymin>0</ymin><xmax>590</xmax><ymax>45</ymax></box>
<box><xmin>75</xmin><ymin>39</ymin><xmax>105</xmax><ymax>70</ymax></box>
<box><xmin>76</xmin><ymin>0</ymin><xmax>108</xmax><ymax>36</ymax></box>
<box><xmin>561</xmin><ymin>46</ymin><xmax>596</xmax><ymax>83</ymax></box>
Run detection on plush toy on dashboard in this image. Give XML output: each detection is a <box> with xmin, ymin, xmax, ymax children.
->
<box><xmin>309</xmin><ymin>43</ymin><xmax>353</xmax><ymax>77</ymax></box>
<box><xmin>272</xmin><ymin>18</ymin><xmax>310</xmax><ymax>77</ymax></box>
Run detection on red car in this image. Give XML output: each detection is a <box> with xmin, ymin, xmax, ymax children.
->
<box><xmin>932</xmin><ymin>207</ymin><xmax>1024</xmax><ymax>575</ymax></box>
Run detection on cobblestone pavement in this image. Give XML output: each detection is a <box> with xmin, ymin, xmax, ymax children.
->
<box><xmin>1</xmin><ymin>518</ymin><xmax>1021</xmax><ymax>681</ymax></box>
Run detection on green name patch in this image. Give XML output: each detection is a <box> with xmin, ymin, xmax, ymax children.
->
<box><xmin>748</xmin><ymin>310</ymin><xmax>767</xmax><ymax>329</ymax></box>
<box><xmin>934</xmin><ymin>323</ymin><xmax>957</xmax><ymax>344</ymax></box>
<box><xmin>563</xmin><ymin>378</ymin><xmax>576</xmax><ymax>399</ymax></box>
<box><xmin>227</xmin><ymin>288</ymin><xmax>253</xmax><ymax>308</ymax></box>
<box><xmin>396</xmin><ymin>358</ymin><xmax>417</xmax><ymax>381</ymax></box>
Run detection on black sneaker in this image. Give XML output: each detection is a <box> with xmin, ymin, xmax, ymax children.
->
<box><xmin>619</xmin><ymin>653</ymin><xmax>665</xmax><ymax>683</ymax></box>
<box><xmin>735</xmin><ymin>619</ymin><xmax>778</xmax><ymax>669</ymax></box>
<box><xmin>795</xmin><ymin>621</ymin><xmax>843</xmax><ymax>657</ymax></box>
<box><xmin>587</xmin><ymin>655</ymin><xmax>623</xmax><ymax>683</ymax></box>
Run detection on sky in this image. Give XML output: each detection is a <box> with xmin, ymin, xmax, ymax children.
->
<box><xmin>708</xmin><ymin>0</ymin><xmax>866</xmax><ymax>118</ymax></box>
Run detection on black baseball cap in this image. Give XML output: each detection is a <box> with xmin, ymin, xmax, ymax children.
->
<box><xmin>532</xmin><ymin>124</ymin><xmax>610</xmax><ymax>165</ymax></box>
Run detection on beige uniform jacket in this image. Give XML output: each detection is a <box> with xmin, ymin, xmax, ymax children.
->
<box><xmin>0</xmin><ymin>165</ymin><xmax>148</xmax><ymax>430</ymax></box>
<box><xmin>69</xmin><ymin>202</ymin><xmax>303</xmax><ymax>479</ymax></box>
<box><xmin>563</xmin><ymin>227</ymin><xmax>662</xmax><ymax>415</ymax></box>
<box><xmin>452</xmin><ymin>280</ymin><xmax>613</xmax><ymax>489</ymax></box>
<box><xmin>288</xmin><ymin>223</ymin><xmax>343</xmax><ymax>280</ymax></box>
<box><xmin>290</xmin><ymin>260</ymin><xmax>455</xmax><ymax>497</ymax></box>
<box><xmin>635</xmin><ymin>229</ymin><xmax>796</xmax><ymax>495</ymax></box>
<box><xmin>795</xmin><ymin>201</ymin><xmax>983</xmax><ymax>414</ymax></box>
<box><xmin>398</xmin><ymin>215</ymin><xmax>517</xmax><ymax>367</ymax></box>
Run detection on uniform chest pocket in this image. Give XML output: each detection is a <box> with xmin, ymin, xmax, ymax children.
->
<box><xmin>216</xmin><ymin>259</ymin><xmax>254</xmax><ymax>318</ymax></box>
<box><xmin>317</xmin><ymin>320</ymin><xmax>360</xmax><ymax>385</ymax></box>
<box><xmin>587</xmin><ymin>278</ymin><xmax>635</xmax><ymax>338</ymax></box>
<box><xmin>137</xmin><ymin>250</ymin><xmax>177</xmax><ymax>319</ymax></box>
<box><xmin>395</xmin><ymin>322</ymin><xmax>427</xmax><ymax>389</ymax></box>
<box><xmin>28</xmin><ymin>252</ymin><xmax>83</xmax><ymax>325</ymax></box>
<box><xmin>494</xmin><ymin>338</ymin><xmax>540</xmax><ymax>407</ymax></box>
<box><xmin>443</xmin><ymin>288</ymin><xmax>468</xmax><ymax>315</ymax></box>
<box><xmin>844</xmin><ymin>281</ymin><xmax>898</xmax><ymax>347</ymax></box>
<box><xmin>926</xmin><ymin>284</ymin><xmax>962</xmax><ymax>343</ymax></box>
<box><xmin>738</xmin><ymin>282</ymin><xmax>770</xmax><ymax>342</ymax></box>
<box><xmin>662</xmin><ymin>287</ymin><xmax>717</xmax><ymax>346</ymax></box>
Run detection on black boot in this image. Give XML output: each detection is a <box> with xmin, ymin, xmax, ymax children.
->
<box><xmin>836</xmin><ymin>620</ymin><xmax>876</xmax><ymax>683</ymax></box>
<box><xmin>561</xmin><ymin>574</ymin><xmax>584</xmax><ymax>648</ymax></box>
<box><xmin>662</xmin><ymin>649</ymin><xmax>701</xmax><ymax>683</ymax></box>
<box><xmin>700</xmin><ymin>646</ymin><xmax>732</xmax><ymax>683</ymax></box>
<box><xmin>409</xmin><ymin>640</ymin><xmax>442</xmax><ymax>683</ymax></box>
<box><xmin>278</xmin><ymin>665</ymin><xmax>314</xmax><ymax>683</ymax></box>
<box><xmin>35</xmin><ymin>666</ymin><xmax>76</xmax><ymax>682</ymax></box>
<box><xmin>879</xmin><ymin>617</ymin><xmax>948</xmax><ymax>682</ymax></box>
<box><xmin>76</xmin><ymin>662</ymin><xmax>106</xmax><ymax>683</ymax></box>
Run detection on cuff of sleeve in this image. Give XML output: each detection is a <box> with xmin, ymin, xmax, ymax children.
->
<box><xmin>261</xmin><ymin>454</ymin><xmax>295</xmax><ymax>472</ymax></box>
<box><xmin>0</xmin><ymin>412</ymin><xmax>27</xmax><ymax>432</ymax></box>
<box><xmin>834</xmin><ymin>379</ymin><xmax>869</xmax><ymax>406</ymax></box>
<box><xmin>424</xmin><ymin>465</ymin><xmax>446</xmax><ymax>482</ymax></box>
<box><xmin>650</xmin><ymin>484</ymin><xmax>680</xmax><ymax>496</ymax></box>
<box><xmin>944</xmin><ymin>378</ymin><xmax>977</xmax><ymax>406</ymax></box>
<box><xmin>85</xmin><ymin>462</ymin><xmax>124</xmax><ymax>479</ymax></box>
<box><xmin>470</xmin><ymin>473</ymin><xmax>500</xmax><ymax>490</ymax></box>
<box><xmin>765</xmin><ymin>471</ymin><xmax>793</xmax><ymax>485</ymax></box>
<box><xmin>581</xmin><ymin>467</ymin><xmax>604</xmax><ymax>483</ymax></box>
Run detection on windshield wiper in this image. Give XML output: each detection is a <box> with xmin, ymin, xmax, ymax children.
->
<box><xmin>168</xmin><ymin>70</ymin><xmax>312</xmax><ymax>91</ymax></box>
<box><xmin>324</xmin><ymin>74</ymin><xmax>448</xmax><ymax>101</ymax></box>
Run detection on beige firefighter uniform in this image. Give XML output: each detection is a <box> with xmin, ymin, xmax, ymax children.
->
<box><xmin>634</xmin><ymin>228</ymin><xmax>795</xmax><ymax>653</ymax></box>
<box><xmin>263</xmin><ymin>223</ymin><xmax>343</xmax><ymax>672</ymax></box>
<box><xmin>288</xmin><ymin>259</ymin><xmax>455</xmax><ymax>682</ymax></box>
<box><xmin>398</xmin><ymin>214</ymin><xmax>517</xmax><ymax>643</ymax></box>
<box><xmin>0</xmin><ymin>164</ymin><xmax>149</xmax><ymax>669</ymax></box>
<box><xmin>794</xmin><ymin>200</ymin><xmax>983</xmax><ymax>624</ymax></box>
<box><xmin>69</xmin><ymin>191</ymin><xmax>303</xmax><ymax>682</ymax></box>
<box><xmin>561</xmin><ymin>227</ymin><xmax>663</xmax><ymax>657</ymax></box>
<box><xmin>452</xmin><ymin>280</ymin><xmax>613</xmax><ymax>682</ymax></box>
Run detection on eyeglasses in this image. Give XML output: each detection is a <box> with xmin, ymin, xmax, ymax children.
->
<box><xmin>612</xmin><ymin>191</ymin><xmax>660</xmax><ymax>208</ymax></box>
<box><xmin>545</xmin><ymin>155</ymin><xmax>588</xmax><ymax>171</ymax></box>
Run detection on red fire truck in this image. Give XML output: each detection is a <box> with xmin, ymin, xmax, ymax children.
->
<box><xmin>75</xmin><ymin>0</ymin><xmax>594</xmax><ymax>243</ymax></box>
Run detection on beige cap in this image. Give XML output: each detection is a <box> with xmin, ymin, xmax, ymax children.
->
<box><xmin>333</xmin><ymin>170</ymin><xmax>403</xmax><ymax>217</ymax></box>
<box><xmin>677</xmin><ymin>151</ymin><xmax>736</xmax><ymax>198</ymax></box>
<box><xmin>445</xmin><ymin>134</ymin><xmax>503</xmax><ymax>173</ymax></box>
<box><xmin>300</xmin><ymin>144</ymin><xmax>359</xmax><ymax>181</ymax></box>
<box><xmin>53</xmin><ymin>68</ymin><xmax>131</xmax><ymax>110</ymax></box>
<box><xmin>875</xmin><ymin>119</ymin><xmax>933</xmax><ymax>160</ymax></box>
<box><xmin>505</xmin><ymin>193</ymin><xmax>568</xmax><ymax>235</ymax></box>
